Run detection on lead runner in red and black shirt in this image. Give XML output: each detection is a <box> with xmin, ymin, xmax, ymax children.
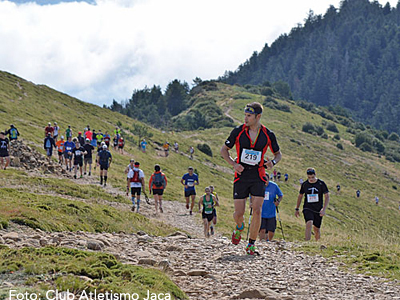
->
<box><xmin>221</xmin><ymin>102</ymin><xmax>282</xmax><ymax>255</ymax></box>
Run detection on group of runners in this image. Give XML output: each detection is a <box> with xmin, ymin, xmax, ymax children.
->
<box><xmin>42</xmin><ymin>123</ymin><xmax>120</xmax><ymax>185</ymax></box>
<box><xmin>0</xmin><ymin>124</ymin><xmax>20</xmax><ymax>170</ymax></box>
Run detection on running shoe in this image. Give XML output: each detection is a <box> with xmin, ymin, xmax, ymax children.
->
<box><xmin>189</xmin><ymin>210</ymin><xmax>192</xmax><ymax>215</ymax></box>
<box><xmin>88</xmin><ymin>172</ymin><xmax>91</xmax><ymax>176</ymax></box>
<box><xmin>73</xmin><ymin>175</ymin><xmax>76</xmax><ymax>179</ymax></box>
<box><xmin>186</xmin><ymin>203</ymin><xmax>189</xmax><ymax>209</ymax></box>
<box><xmin>245</xmin><ymin>243</ymin><xmax>258</xmax><ymax>255</ymax></box>
<box><xmin>210</xmin><ymin>226</ymin><xmax>214</xmax><ymax>235</ymax></box>
<box><xmin>231</xmin><ymin>224</ymin><xmax>244</xmax><ymax>245</ymax></box>
<box><xmin>80</xmin><ymin>175</ymin><xmax>83</xmax><ymax>178</ymax></box>
<box><xmin>160</xmin><ymin>207</ymin><xmax>163</xmax><ymax>213</ymax></box>
<box><xmin>131</xmin><ymin>205</ymin><xmax>135</xmax><ymax>212</ymax></box>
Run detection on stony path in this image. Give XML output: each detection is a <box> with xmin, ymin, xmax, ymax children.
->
<box><xmin>1</xmin><ymin>224</ymin><xmax>400</xmax><ymax>300</ymax></box>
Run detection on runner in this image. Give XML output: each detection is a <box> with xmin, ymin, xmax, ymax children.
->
<box><xmin>90</xmin><ymin>129</ymin><xmax>97</xmax><ymax>148</ymax></box>
<box><xmin>6</xmin><ymin>124</ymin><xmax>19</xmax><ymax>142</ymax></box>
<box><xmin>375</xmin><ymin>196</ymin><xmax>379</xmax><ymax>205</ymax></box>
<box><xmin>220</xmin><ymin>101</ymin><xmax>282</xmax><ymax>255</ymax></box>
<box><xmin>295</xmin><ymin>168</ymin><xmax>330</xmax><ymax>241</ymax></box>
<box><xmin>140</xmin><ymin>139</ymin><xmax>147</xmax><ymax>153</ymax></box>
<box><xmin>0</xmin><ymin>132</ymin><xmax>10</xmax><ymax>170</ymax></box>
<box><xmin>43</xmin><ymin>133</ymin><xmax>56</xmax><ymax>161</ymax></box>
<box><xmin>189</xmin><ymin>146</ymin><xmax>194</xmax><ymax>160</ymax></box>
<box><xmin>72</xmin><ymin>141</ymin><xmax>86</xmax><ymax>179</ymax></box>
<box><xmin>53</xmin><ymin>122</ymin><xmax>60</xmax><ymax>141</ymax></box>
<box><xmin>209</xmin><ymin>185</ymin><xmax>220</xmax><ymax>235</ymax></box>
<box><xmin>198</xmin><ymin>187</ymin><xmax>216</xmax><ymax>238</ymax></box>
<box><xmin>103</xmin><ymin>131</ymin><xmax>111</xmax><ymax>148</ymax></box>
<box><xmin>65</xmin><ymin>125</ymin><xmax>73</xmax><ymax>139</ymax></box>
<box><xmin>118</xmin><ymin>137</ymin><xmax>124</xmax><ymax>154</ymax></box>
<box><xmin>83</xmin><ymin>138</ymin><xmax>94</xmax><ymax>176</ymax></box>
<box><xmin>125</xmin><ymin>158</ymin><xmax>135</xmax><ymax>174</ymax></box>
<box><xmin>259</xmin><ymin>174</ymin><xmax>283</xmax><ymax>242</ymax></box>
<box><xmin>174</xmin><ymin>141</ymin><xmax>179</xmax><ymax>153</ymax></box>
<box><xmin>114</xmin><ymin>126</ymin><xmax>121</xmax><ymax>140</ymax></box>
<box><xmin>336</xmin><ymin>183</ymin><xmax>341</xmax><ymax>194</ymax></box>
<box><xmin>126</xmin><ymin>161</ymin><xmax>145</xmax><ymax>212</ymax></box>
<box><xmin>163</xmin><ymin>141</ymin><xmax>170</xmax><ymax>157</ymax></box>
<box><xmin>75</xmin><ymin>132</ymin><xmax>83</xmax><ymax>146</ymax></box>
<box><xmin>63</xmin><ymin>136</ymin><xmax>75</xmax><ymax>171</ymax></box>
<box><xmin>113</xmin><ymin>135</ymin><xmax>118</xmax><ymax>151</ymax></box>
<box><xmin>149</xmin><ymin>164</ymin><xmax>167</xmax><ymax>214</ymax></box>
<box><xmin>97</xmin><ymin>144</ymin><xmax>112</xmax><ymax>186</ymax></box>
<box><xmin>284</xmin><ymin>173</ymin><xmax>289</xmax><ymax>182</ymax></box>
<box><xmin>96</xmin><ymin>130</ymin><xmax>104</xmax><ymax>149</ymax></box>
<box><xmin>356</xmin><ymin>189</ymin><xmax>361</xmax><ymax>198</ymax></box>
<box><xmin>181</xmin><ymin>167</ymin><xmax>199</xmax><ymax>215</ymax></box>
<box><xmin>85</xmin><ymin>127</ymin><xmax>93</xmax><ymax>141</ymax></box>
<box><xmin>45</xmin><ymin>122</ymin><xmax>54</xmax><ymax>137</ymax></box>
<box><xmin>56</xmin><ymin>136</ymin><xmax>65</xmax><ymax>165</ymax></box>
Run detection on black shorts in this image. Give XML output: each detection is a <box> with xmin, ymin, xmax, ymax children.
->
<box><xmin>74</xmin><ymin>159</ymin><xmax>83</xmax><ymax>167</ymax></box>
<box><xmin>212</xmin><ymin>208</ymin><xmax>217</xmax><ymax>218</ymax></box>
<box><xmin>202</xmin><ymin>212</ymin><xmax>214</xmax><ymax>222</ymax></box>
<box><xmin>58</xmin><ymin>151</ymin><xmax>63</xmax><ymax>157</ymax></box>
<box><xmin>118</xmin><ymin>145</ymin><xmax>124</xmax><ymax>149</ymax></box>
<box><xmin>0</xmin><ymin>152</ymin><xmax>9</xmax><ymax>158</ymax></box>
<box><xmin>153</xmin><ymin>189</ymin><xmax>164</xmax><ymax>195</ymax></box>
<box><xmin>233</xmin><ymin>178</ymin><xmax>265</xmax><ymax>199</ymax></box>
<box><xmin>260</xmin><ymin>217</ymin><xmax>276</xmax><ymax>232</ymax></box>
<box><xmin>303</xmin><ymin>209</ymin><xmax>323</xmax><ymax>228</ymax></box>
<box><xmin>64</xmin><ymin>152</ymin><xmax>72</xmax><ymax>159</ymax></box>
<box><xmin>184</xmin><ymin>190</ymin><xmax>196</xmax><ymax>197</ymax></box>
<box><xmin>100</xmin><ymin>164</ymin><xmax>109</xmax><ymax>170</ymax></box>
<box><xmin>131</xmin><ymin>187</ymin><xmax>141</xmax><ymax>196</ymax></box>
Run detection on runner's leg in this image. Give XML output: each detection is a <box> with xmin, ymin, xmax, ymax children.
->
<box><xmin>249</xmin><ymin>196</ymin><xmax>263</xmax><ymax>241</ymax></box>
<box><xmin>313</xmin><ymin>225</ymin><xmax>320</xmax><ymax>241</ymax></box>
<box><xmin>233</xmin><ymin>198</ymin><xmax>246</xmax><ymax>227</ymax></box>
<box><xmin>305</xmin><ymin>220</ymin><xmax>313</xmax><ymax>241</ymax></box>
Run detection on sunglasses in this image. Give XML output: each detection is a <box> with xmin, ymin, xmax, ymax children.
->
<box><xmin>307</xmin><ymin>170</ymin><xmax>316</xmax><ymax>175</ymax></box>
<box><xmin>244</xmin><ymin>106</ymin><xmax>256</xmax><ymax>114</ymax></box>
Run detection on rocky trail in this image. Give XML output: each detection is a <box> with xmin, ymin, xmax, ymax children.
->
<box><xmin>1</xmin><ymin>141</ymin><xmax>400</xmax><ymax>299</ymax></box>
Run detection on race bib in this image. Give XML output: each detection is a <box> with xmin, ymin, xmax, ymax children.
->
<box><xmin>307</xmin><ymin>194</ymin><xmax>319</xmax><ymax>203</ymax></box>
<box><xmin>187</xmin><ymin>181</ymin><xmax>194</xmax><ymax>187</ymax></box>
<box><xmin>240</xmin><ymin>149</ymin><xmax>261</xmax><ymax>165</ymax></box>
<box><xmin>264</xmin><ymin>191</ymin><xmax>269</xmax><ymax>201</ymax></box>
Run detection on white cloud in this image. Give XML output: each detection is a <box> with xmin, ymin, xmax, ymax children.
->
<box><xmin>0</xmin><ymin>0</ymin><xmax>398</xmax><ymax>105</ymax></box>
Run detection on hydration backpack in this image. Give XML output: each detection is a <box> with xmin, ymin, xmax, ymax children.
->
<box><xmin>153</xmin><ymin>172</ymin><xmax>165</xmax><ymax>188</ymax></box>
<box><xmin>130</xmin><ymin>170</ymin><xmax>140</xmax><ymax>183</ymax></box>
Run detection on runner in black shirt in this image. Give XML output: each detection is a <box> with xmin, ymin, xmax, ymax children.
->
<box><xmin>72</xmin><ymin>141</ymin><xmax>86</xmax><ymax>179</ymax></box>
<box><xmin>221</xmin><ymin>102</ymin><xmax>282</xmax><ymax>255</ymax></box>
<box><xmin>83</xmin><ymin>138</ymin><xmax>94</xmax><ymax>176</ymax></box>
<box><xmin>0</xmin><ymin>132</ymin><xmax>10</xmax><ymax>170</ymax></box>
<box><xmin>295</xmin><ymin>168</ymin><xmax>330</xmax><ymax>241</ymax></box>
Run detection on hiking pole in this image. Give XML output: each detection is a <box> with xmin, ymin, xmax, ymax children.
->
<box><xmin>246</xmin><ymin>207</ymin><xmax>253</xmax><ymax>241</ymax></box>
<box><xmin>142</xmin><ymin>189</ymin><xmax>151</xmax><ymax>205</ymax></box>
<box><xmin>276</xmin><ymin>206</ymin><xmax>285</xmax><ymax>240</ymax></box>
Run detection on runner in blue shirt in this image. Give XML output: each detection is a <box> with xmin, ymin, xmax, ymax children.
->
<box><xmin>259</xmin><ymin>174</ymin><xmax>283</xmax><ymax>242</ymax></box>
<box><xmin>63</xmin><ymin>136</ymin><xmax>75</xmax><ymax>172</ymax></box>
<box><xmin>140</xmin><ymin>139</ymin><xmax>147</xmax><ymax>153</ymax></box>
<box><xmin>180</xmin><ymin>166</ymin><xmax>199</xmax><ymax>215</ymax></box>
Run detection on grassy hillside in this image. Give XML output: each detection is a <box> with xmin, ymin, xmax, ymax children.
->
<box><xmin>1</xmin><ymin>70</ymin><xmax>400</xmax><ymax>283</ymax></box>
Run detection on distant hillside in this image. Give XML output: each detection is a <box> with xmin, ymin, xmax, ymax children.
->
<box><xmin>221</xmin><ymin>0</ymin><xmax>400</xmax><ymax>135</ymax></box>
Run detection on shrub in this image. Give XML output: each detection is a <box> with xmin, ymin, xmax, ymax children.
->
<box><xmin>302</xmin><ymin>122</ymin><xmax>315</xmax><ymax>134</ymax></box>
<box><xmin>336</xmin><ymin>143</ymin><xmax>344</xmax><ymax>150</ymax></box>
<box><xmin>260</xmin><ymin>87</ymin><xmax>274</xmax><ymax>96</ymax></box>
<box><xmin>326</xmin><ymin>122</ymin><xmax>339</xmax><ymax>133</ymax></box>
<box><xmin>333</xmin><ymin>134</ymin><xmax>341</xmax><ymax>140</ymax></box>
<box><xmin>359</xmin><ymin>142</ymin><xmax>373</xmax><ymax>152</ymax></box>
<box><xmin>373</xmin><ymin>138</ymin><xmax>385</xmax><ymax>153</ymax></box>
<box><xmin>388</xmin><ymin>132</ymin><xmax>400</xmax><ymax>141</ymax></box>
<box><xmin>315</xmin><ymin>126</ymin><xmax>325</xmax><ymax>136</ymax></box>
<box><xmin>355</xmin><ymin>132</ymin><xmax>372</xmax><ymax>147</ymax></box>
<box><xmin>197</xmin><ymin>143</ymin><xmax>213</xmax><ymax>157</ymax></box>
<box><xmin>321</xmin><ymin>133</ymin><xmax>328</xmax><ymax>139</ymax></box>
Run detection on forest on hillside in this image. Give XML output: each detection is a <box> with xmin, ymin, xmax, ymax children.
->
<box><xmin>221</xmin><ymin>0</ymin><xmax>400</xmax><ymax>135</ymax></box>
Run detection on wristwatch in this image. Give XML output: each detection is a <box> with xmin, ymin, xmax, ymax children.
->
<box><xmin>271</xmin><ymin>159</ymin><xmax>276</xmax><ymax>166</ymax></box>
<box><xmin>295</xmin><ymin>208</ymin><xmax>299</xmax><ymax>211</ymax></box>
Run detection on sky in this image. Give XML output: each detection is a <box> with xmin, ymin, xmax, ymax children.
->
<box><xmin>0</xmin><ymin>0</ymin><xmax>398</xmax><ymax>106</ymax></box>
